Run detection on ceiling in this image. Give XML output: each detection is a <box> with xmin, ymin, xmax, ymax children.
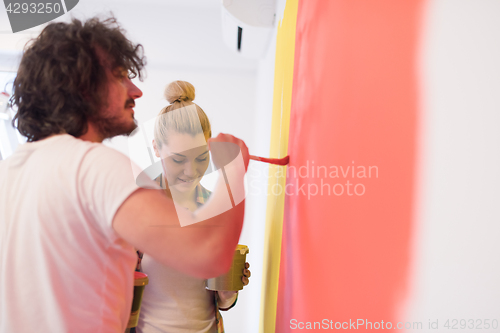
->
<box><xmin>99</xmin><ymin>0</ymin><xmax>221</xmax><ymax>8</ymax></box>
<box><xmin>0</xmin><ymin>0</ymin><xmax>259</xmax><ymax>72</ymax></box>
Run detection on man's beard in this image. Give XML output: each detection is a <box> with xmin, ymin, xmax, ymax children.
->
<box><xmin>94</xmin><ymin>98</ymin><xmax>138</xmax><ymax>139</ymax></box>
<box><xmin>95</xmin><ymin>114</ymin><xmax>138</xmax><ymax>139</ymax></box>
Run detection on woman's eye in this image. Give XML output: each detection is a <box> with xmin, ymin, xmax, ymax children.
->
<box><xmin>172</xmin><ymin>159</ymin><xmax>184</xmax><ymax>164</ymax></box>
<box><xmin>196</xmin><ymin>158</ymin><xmax>208</xmax><ymax>162</ymax></box>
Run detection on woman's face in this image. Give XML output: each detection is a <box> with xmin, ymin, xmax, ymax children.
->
<box><xmin>155</xmin><ymin>131</ymin><xmax>210</xmax><ymax>193</ymax></box>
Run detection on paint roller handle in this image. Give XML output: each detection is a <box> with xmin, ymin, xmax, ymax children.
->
<box><xmin>249</xmin><ymin>155</ymin><xmax>289</xmax><ymax>166</ymax></box>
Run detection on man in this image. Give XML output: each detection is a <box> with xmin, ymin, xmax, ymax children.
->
<box><xmin>0</xmin><ymin>17</ymin><xmax>248</xmax><ymax>332</ymax></box>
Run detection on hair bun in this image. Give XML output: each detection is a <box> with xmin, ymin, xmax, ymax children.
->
<box><xmin>164</xmin><ymin>80</ymin><xmax>195</xmax><ymax>104</ymax></box>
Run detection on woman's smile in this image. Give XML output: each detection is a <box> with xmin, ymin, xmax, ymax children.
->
<box><xmin>178</xmin><ymin>177</ymin><xmax>197</xmax><ymax>184</ymax></box>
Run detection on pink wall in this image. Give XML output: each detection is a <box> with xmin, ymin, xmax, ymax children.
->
<box><xmin>276</xmin><ymin>1</ymin><xmax>423</xmax><ymax>331</ymax></box>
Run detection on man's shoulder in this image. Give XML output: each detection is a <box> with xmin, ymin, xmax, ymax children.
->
<box><xmin>38</xmin><ymin>135</ymin><xmax>133</xmax><ymax>180</ymax></box>
<box><xmin>1</xmin><ymin>134</ymin><xmax>104</xmax><ymax>166</ymax></box>
<box><xmin>36</xmin><ymin>134</ymin><xmax>99</xmax><ymax>152</ymax></box>
<box><xmin>63</xmin><ymin>135</ymin><xmax>129</xmax><ymax>157</ymax></box>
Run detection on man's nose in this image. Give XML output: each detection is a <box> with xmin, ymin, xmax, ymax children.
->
<box><xmin>127</xmin><ymin>79</ymin><xmax>143</xmax><ymax>99</ymax></box>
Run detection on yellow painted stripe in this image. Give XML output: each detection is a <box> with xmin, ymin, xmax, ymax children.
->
<box><xmin>259</xmin><ymin>1</ymin><xmax>299</xmax><ymax>332</ymax></box>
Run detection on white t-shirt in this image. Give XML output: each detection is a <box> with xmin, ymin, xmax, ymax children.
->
<box><xmin>0</xmin><ymin>134</ymin><xmax>154</xmax><ymax>332</ymax></box>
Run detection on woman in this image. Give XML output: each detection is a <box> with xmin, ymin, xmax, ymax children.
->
<box><xmin>136</xmin><ymin>81</ymin><xmax>250</xmax><ymax>333</ymax></box>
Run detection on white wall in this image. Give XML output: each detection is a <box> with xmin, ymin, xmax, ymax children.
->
<box><xmin>220</xmin><ymin>9</ymin><xmax>280</xmax><ymax>332</ymax></box>
<box><xmin>404</xmin><ymin>0</ymin><xmax>500</xmax><ymax>330</ymax></box>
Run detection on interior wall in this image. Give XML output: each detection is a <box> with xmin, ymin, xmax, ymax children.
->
<box><xmin>257</xmin><ymin>0</ymin><xmax>297</xmax><ymax>332</ymax></box>
<box><xmin>221</xmin><ymin>10</ymin><xmax>279</xmax><ymax>333</ymax></box>
<box><xmin>273</xmin><ymin>1</ymin><xmax>422</xmax><ymax>331</ymax></box>
<box><xmin>405</xmin><ymin>0</ymin><xmax>500</xmax><ymax>328</ymax></box>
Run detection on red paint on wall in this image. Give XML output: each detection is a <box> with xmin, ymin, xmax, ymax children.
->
<box><xmin>276</xmin><ymin>1</ymin><xmax>423</xmax><ymax>331</ymax></box>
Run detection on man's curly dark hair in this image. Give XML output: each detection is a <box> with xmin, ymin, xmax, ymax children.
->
<box><xmin>11</xmin><ymin>17</ymin><xmax>146</xmax><ymax>142</ymax></box>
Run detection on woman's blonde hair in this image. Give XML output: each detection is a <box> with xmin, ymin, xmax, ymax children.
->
<box><xmin>154</xmin><ymin>81</ymin><xmax>212</xmax><ymax>148</ymax></box>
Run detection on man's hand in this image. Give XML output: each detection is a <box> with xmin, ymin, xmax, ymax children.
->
<box><xmin>208</xmin><ymin>133</ymin><xmax>250</xmax><ymax>172</ymax></box>
<box><xmin>217</xmin><ymin>262</ymin><xmax>251</xmax><ymax>309</ymax></box>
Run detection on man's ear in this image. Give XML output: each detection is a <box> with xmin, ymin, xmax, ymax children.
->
<box><xmin>152</xmin><ymin>139</ymin><xmax>160</xmax><ymax>157</ymax></box>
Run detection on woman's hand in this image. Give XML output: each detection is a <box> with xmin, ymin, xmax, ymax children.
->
<box><xmin>217</xmin><ymin>262</ymin><xmax>251</xmax><ymax>309</ymax></box>
<box><xmin>242</xmin><ymin>262</ymin><xmax>251</xmax><ymax>286</ymax></box>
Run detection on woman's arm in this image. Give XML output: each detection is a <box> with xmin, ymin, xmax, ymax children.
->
<box><xmin>217</xmin><ymin>262</ymin><xmax>251</xmax><ymax>309</ymax></box>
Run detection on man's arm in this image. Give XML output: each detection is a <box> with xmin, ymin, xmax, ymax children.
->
<box><xmin>113</xmin><ymin>134</ymin><xmax>248</xmax><ymax>279</ymax></box>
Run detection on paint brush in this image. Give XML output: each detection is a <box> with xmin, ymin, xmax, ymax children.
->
<box><xmin>249</xmin><ymin>155</ymin><xmax>289</xmax><ymax>165</ymax></box>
